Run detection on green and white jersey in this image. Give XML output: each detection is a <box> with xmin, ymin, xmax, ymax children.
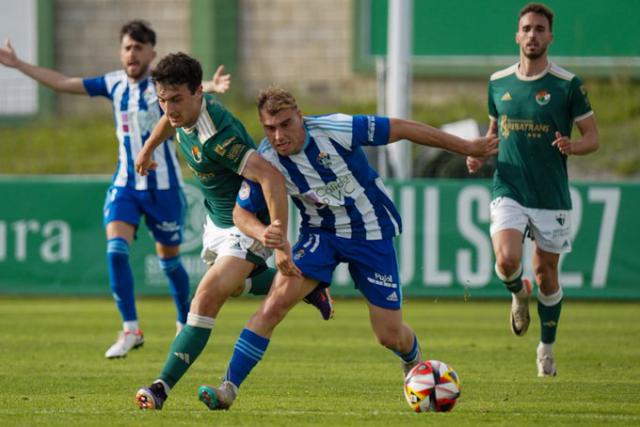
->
<box><xmin>176</xmin><ymin>94</ymin><xmax>258</xmax><ymax>227</ymax></box>
<box><xmin>488</xmin><ymin>62</ymin><xmax>593</xmax><ymax>209</ymax></box>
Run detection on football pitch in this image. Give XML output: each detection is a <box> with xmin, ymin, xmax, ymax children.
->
<box><xmin>0</xmin><ymin>296</ymin><xmax>638</xmax><ymax>426</ymax></box>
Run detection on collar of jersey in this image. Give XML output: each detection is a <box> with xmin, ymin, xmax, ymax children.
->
<box><xmin>515</xmin><ymin>61</ymin><xmax>551</xmax><ymax>82</ymax></box>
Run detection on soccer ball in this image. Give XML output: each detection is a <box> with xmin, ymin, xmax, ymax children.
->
<box><xmin>403</xmin><ymin>360</ymin><xmax>461</xmax><ymax>412</ymax></box>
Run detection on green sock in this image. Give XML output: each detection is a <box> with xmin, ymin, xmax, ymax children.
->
<box><xmin>537</xmin><ymin>299</ymin><xmax>562</xmax><ymax>344</ymax></box>
<box><xmin>159</xmin><ymin>324</ymin><xmax>212</xmax><ymax>388</ymax></box>
<box><xmin>504</xmin><ymin>278</ymin><xmax>523</xmax><ymax>294</ymax></box>
<box><xmin>247</xmin><ymin>268</ymin><xmax>276</xmax><ymax>296</ymax></box>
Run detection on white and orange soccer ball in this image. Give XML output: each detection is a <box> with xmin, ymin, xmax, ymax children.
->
<box><xmin>403</xmin><ymin>360</ymin><xmax>461</xmax><ymax>412</ymax></box>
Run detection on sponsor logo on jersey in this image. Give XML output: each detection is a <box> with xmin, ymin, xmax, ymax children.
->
<box><xmin>501</xmin><ymin>91</ymin><xmax>512</xmax><ymax>101</ymax></box>
<box><xmin>535</xmin><ymin>90</ymin><xmax>551</xmax><ymax>106</ymax></box>
<box><xmin>317</xmin><ymin>152</ymin><xmax>332</xmax><ymax>168</ymax></box>
<box><xmin>499</xmin><ymin>115</ymin><xmax>551</xmax><ymax>139</ymax></box>
<box><xmin>306</xmin><ymin>175</ymin><xmax>357</xmax><ymax>206</ymax></box>
<box><xmin>188</xmin><ymin>164</ymin><xmax>217</xmax><ymax>180</ymax></box>
<box><xmin>192</xmin><ymin>146</ymin><xmax>203</xmax><ymax>163</ymax></box>
<box><xmin>226</xmin><ymin>143</ymin><xmax>244</xmax><ymax>162</ymax></box>
<box><xmin>221</xmin><ymin>136</ymin><xmax>237</xmax><ymax>149</ymax></box>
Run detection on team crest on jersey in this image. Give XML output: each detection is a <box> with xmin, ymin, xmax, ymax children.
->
<box><xmin>238</xmin><ymin>181</ymin><xmax>251</xmax><ymax>200</ymax></box>
<box><xmin>317</xmin><ymin>152</ymin><xmax>332</xmax><ymax>168</ymax></box>
<box><xmin>535</xmin><ymin>90</ymin><xmax>551</xmax><ymax>106</ymax></box>
<box><xmin>192</xmin><ymin>146</ymin><xmax>203</xmax><ymax>163</ymax></box>
<box><xmin>556</xmin><ymin>213</ymin><xmax>566</xmax><ymax>226</ymax></box>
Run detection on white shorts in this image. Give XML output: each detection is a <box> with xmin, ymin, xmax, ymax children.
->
<box><xmin>200</xmin><ymin>216</ymin><xmax>272</xmax><ymax>266</ymax></box>
<box><xmin>489</xmin><ymin>197</ymin><xmax>572</xmax><ymax>254</ymax></box>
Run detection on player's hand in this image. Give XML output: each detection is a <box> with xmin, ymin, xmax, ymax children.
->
<box><xmin>466</xmin><ymin>156</ymin><xmax>486</xmax><ymax>174</ymax></box>
<box><xmin>209</xmin><ymin>65</ymin><xmax>231</xmax><ymax>94</ymax></box>
<box><xmin>0</xmin><ymin>39</ymin><xmax>19</xmax><ymax>68</ymax></box>
<box><xmin>275</xmin><ymin>242</ymin><xmax>302</xmax><ymax>278</ymax></box>
<box><xmin>552</xmin><ymin>131</ymin><xmax>573</xmax><ymax>155</ymax></box>
<box><xmin>135</xmin><ymin>149</ymin><xmax>158</xmax><ymax>176</ymax></box>
<box><xmin>262</xmin><ymin>219</ymin><xmax>285</xmax><ymax>249</ymax></box>
<box><xmin>466</xmin><ymin>136</ymin><xmax>499</xmax><ymax>157</ymax></box>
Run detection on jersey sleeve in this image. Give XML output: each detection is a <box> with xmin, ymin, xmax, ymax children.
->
<box><xmin>351</xmin><ymin>115</ymin><xmax>390</xmax><ymax>147</ymax></box>
<box><xmin>203</xmin><ymin>126</ymin><xmax>256</xmax><ymax>175</ymax></box>
<box><xmin>487</xmin><ymin>81</ymin><xmax>498</xmax><ymax>120</ymax></box>
<box><xmin>236</xmin><ymin>179</ymin><xmax>266</xmax><ymax>214</ymax></box>
<box><xmin>82</xmin><ymin>75</ymin><xmax>110</xmax><ymax>98</ymax></box>
<box><xmin>569</xmin><ymin>76</ymin><xmax>593</xmax><ymax>122</ymax></box>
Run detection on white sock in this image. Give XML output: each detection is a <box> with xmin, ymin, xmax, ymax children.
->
<box><xmin>537</xmin><ymin>342</ymin><xmax>554</xmax><ymax>357</ymax></box>
<box><xmin>123</xmin><ymin>321</ymin><xmax>140</xmax><ymax>332</ymax></box>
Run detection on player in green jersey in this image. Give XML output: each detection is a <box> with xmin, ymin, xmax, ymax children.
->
<box><xmin>132</xmin><ymin>53</ymin><xmax>333</xmax><ymax>409</ymax></box>
<box><xmin>467</xmin><ymin>3</ymin><xmax>599</xmax><ymax>377</ymax></box>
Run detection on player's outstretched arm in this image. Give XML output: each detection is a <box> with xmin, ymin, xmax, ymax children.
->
<box><xmin>241</xmin><ymin>153</ymin><xmax>301</xmax><ymax>277</ymax></box>
<box><xmin>233</xmin><ymin>203</ymin><xmax>285</xmax><ymax>250</ymax></box>
<box><xmin>467</xmin><ymin>117</ymin><xmax>498</xmax><ymax>174</ymax></box>
<box><xmin>0</xmin><ymin>39</ymin><xmax>86</xmax><ymax>94</ymax></box>
<box><xmin>202</xmin><ymin>65</ymin><xmax>231</xmax><ymax>94</ymax></box>
<box><xmin>552</xmin><ymin>115</ymin><xmax>599</xmax><ymax>156</ymax></box>
<box><xmin>135</xmin><ymin>116</ymin><xmax>176</xmax><ymax>175</ymax></box>
<box><xmin>388</xmin><ymin>118</ymin><xmax>499</xmax><ymax>158</ymax></box>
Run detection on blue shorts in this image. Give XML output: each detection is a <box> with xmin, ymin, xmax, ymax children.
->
<box><xmin>103</xmin><ymin>185</ymin><xmax>186</xmax><ymax>246</ymax></box>
<box><xmin>292</xmin><ymin>229</ymin><xmax>402</xmax><ymax>310</ymax></box>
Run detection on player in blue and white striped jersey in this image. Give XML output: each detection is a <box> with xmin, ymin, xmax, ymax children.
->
<box><xmin>197</xmin><ymin>87</ymin><xmax>499</xmax><ymax>409</ymax></box>
<box><xmin>0</xmin><ymin>21</ymin><xmax>230</xmax><ymax>358</ymax></box>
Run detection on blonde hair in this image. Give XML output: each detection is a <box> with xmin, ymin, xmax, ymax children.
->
<box><xmin>257</xmin><ymin>86</ymin><xmax>298</xmax><ymax>115</ymax></box>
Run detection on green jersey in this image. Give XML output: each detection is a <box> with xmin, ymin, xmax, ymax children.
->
<box><xmin>176</xmin><ymin>94</ymin><xmax>258</xmax><ymax>227</ymax></box>
<box><xmin>488</xmin><ymin>62</ymin><xmax>593</xmax><ymax>209</ymax></box>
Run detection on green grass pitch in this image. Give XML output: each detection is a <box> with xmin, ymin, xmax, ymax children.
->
<box><xmin>0</xmin><ymin>296</ymin><xmax>638</xmax><ymax>426</ymax></box>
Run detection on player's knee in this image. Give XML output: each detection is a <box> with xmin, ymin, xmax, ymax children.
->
<box><xmin>495</xmin><ymin>256</ymin><xmax>521</xmax><ymax>280</ymax></box>
<box><xmin>189</xmin><ymin>288</ymin><xmax>227</xmax><ymax>316</ymax></box>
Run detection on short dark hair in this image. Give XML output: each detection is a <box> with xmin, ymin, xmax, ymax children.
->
<box><xmin>120</xmin><ymin>20</ymin><xmax>156</xmax><ymax>46</ymax></box>
<box><xmin>257</xmin><ymin>86</ymin><xmax>298</xmax><ymax>115</ymax></box>
<box><xmin>151</xmin><ymin>52</ymin><xmax>203</xmax><ymax>94</ymax></box>
<box><xmin>519</xmin><ymin>3</ymin><xmax>554</xmax><ymax>31</ymax></box>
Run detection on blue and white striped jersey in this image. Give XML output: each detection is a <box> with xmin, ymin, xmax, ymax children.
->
<box><xmin>238</xmin><ymin>113</ymin><xmax>402</xmax><ymax>241</ymax></box>
<box><xmin>83</xmin><ymin>70</ymin><xmax>182</xmax><ymax>190</ymax></box>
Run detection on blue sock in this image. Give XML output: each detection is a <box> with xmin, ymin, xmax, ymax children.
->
<box><xmin>159</xmin><ymin>256</ymin><xmax>191</xmax><ymax>324</ymax></box>
<box><xmin>106</xmin><ymin>238</ymin><xmax>136</xmax><ymax>321</ymax></box>
<box><xmin>394</xmin><ymin>334</ymin><xmax>419</xmax><ymax>363</ymax></box>
<box><xmin>224</xmin><ymin>328</ymin><xmax>270</xmax><ymax>388</ymax></box>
